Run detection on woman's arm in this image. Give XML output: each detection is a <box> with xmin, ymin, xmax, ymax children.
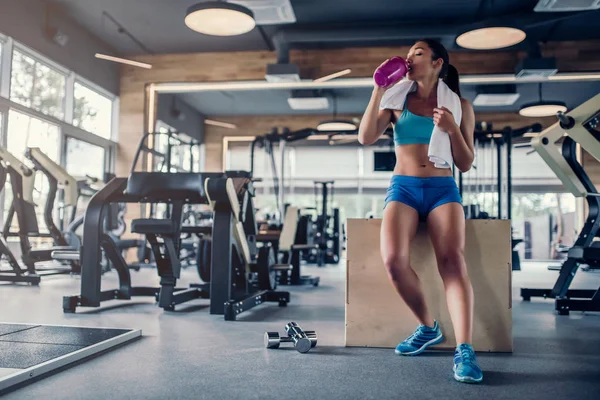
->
<box><xmin>434</xmin><ymin>98</ymin><xmax>475</xmax><ymax>172</ymax></box>
<box><xmin>358</xmin><ymin>87</ymin><xmax>393</xmax><ymax>146</ymax></box>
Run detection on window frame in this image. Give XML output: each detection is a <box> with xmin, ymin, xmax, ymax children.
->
<box><xmin>0</xmin><ymin>35</ymin><xmax>12</xmax><ymax>99</ymax></box>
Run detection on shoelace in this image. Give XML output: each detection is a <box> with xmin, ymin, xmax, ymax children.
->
<box><xmin>406</xmin><ymin>326</ymin><xmax>426</xmax><ymax>344</ymax></box>
<box><xmin>458</xmin><ymin>346</ymin><xmax>475</xmax><ymax>365</ymax></box>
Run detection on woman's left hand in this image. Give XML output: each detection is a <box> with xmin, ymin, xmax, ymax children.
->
<box><xmin>433</xmin><ymin>107</ymin><xmax>459</xmax><ymax>134</ymax></box>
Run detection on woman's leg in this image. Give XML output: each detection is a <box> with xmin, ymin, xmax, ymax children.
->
<box><xmin>381</xmin><ymin>201</ymin><xmax>435</xmax><ymax>327</ymax></box>
<box><xmin>426</xmin><ymin>202</ymin><xmax>473</xmax><ymax>345</ymax></box>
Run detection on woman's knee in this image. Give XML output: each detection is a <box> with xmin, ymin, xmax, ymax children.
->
<box><xmin>437</xmin><ymin>248</ymin><xmax>467</xmax><ymax>278</ymax></box>
<box><xmin>382</xmin><ymin>252</ymin><xmax>410</xmax><ymax>280</ymax></box>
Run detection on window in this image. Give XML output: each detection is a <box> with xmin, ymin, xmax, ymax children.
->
<box><xmin>186</xmin><ymin>145</ymin><xmax>201</xmax><ymax>172</ymax></box>
<box><xmin>512</xmin><ymin>193</ymin><xmax>577</xmax><ymax>261</ymax></box>
<box><xmin>7</xmin><ymin>109</ymin><xmax>60</xmax><ymax>161</ymax></box>
<box><xmin>10</xmin><ymin>49</ymin><xmax>66</xmax><ymax>120</ymax></box>
<box><xmin>4</xmin><ymin>110</ymin><xmax>60</xmax><ymax>233</ymax></box>
<box><xmin>65</xmin><ymin>137</ymin><xmax>106</xmax><ymax>180</ymax></box>
<box><xmin>0</xmin><ymin>34</ymin><xmax>117</xmax><ymax>234</ymax></box>
<box><xmin>153</xmin><ymin>123</ymin><xmax>198</xmax><ymax>172</ymax></box>
<box><xmin>73</xmin><ymin>81</ymin><xmax>113</xmax><ymax>139</ymax></box>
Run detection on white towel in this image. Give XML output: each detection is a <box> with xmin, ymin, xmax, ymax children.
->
<box><xmin>379</xmin><ymin>78</ymin><xmax>462</xmax><ymax>169</ymax></box>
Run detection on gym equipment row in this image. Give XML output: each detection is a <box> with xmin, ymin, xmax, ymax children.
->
<box><xmin>457</xmin><ymin>123</ymin><xmax>543</xmax><ymax>271</ymax></box>
<box><xmin>521</xmin><ymin>93</ymin><xmax>600</xmax><ymax>315</ymax></box>
<box><xmin>61</xmin><ymin>132</ymin><xmax>290</xmax><ymax>320</ymax></box>
<box><xmin>250</xmin><ymin>128</ymin><xmax>344</xmax><ymax>269</ymax></box>
<box><xmin>0</xmin><ymin>146</ymin><xmax>81</xmax><ymax>283</ymax></box>
<box><xmin>0</xmin><ymin>146</ymin><xmax>145</xmax><ymax>284</ymax></box>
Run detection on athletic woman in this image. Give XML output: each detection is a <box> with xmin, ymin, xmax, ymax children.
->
<box><xmin>358</xmin><ymin>38</ymin><xmax>482</xmax><ymax>384</ymax></box>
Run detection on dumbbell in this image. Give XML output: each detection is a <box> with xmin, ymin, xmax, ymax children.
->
<box><xmin>264</xmin><ymin>322</ymin><xmax>317</xmax><ymax>353</ymax></box>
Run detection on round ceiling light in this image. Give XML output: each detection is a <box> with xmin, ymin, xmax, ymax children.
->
<box><xmin>456</xmin><ymin>27</ymin><xmax>526</xmax><ymax>50</ymax></box>
<box><xmin>185</xmin><ymin>2</ymin><xmax>255</xmax><ymax>36</ymax></box>
<box><xmin>317</xmin><ymin>120</ymin><xmax>357</xmax><ymax>132</ymax></box>
<box><xmin>519</xmin><ymin>102</ymin><xmax>567</xmax><ymax>118</ymax></box>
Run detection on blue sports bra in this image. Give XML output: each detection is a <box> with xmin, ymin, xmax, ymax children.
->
<box><xmin>393</xmin><ymin>108</ymin><xmax>434</xmax><ymax>146</ymax></box>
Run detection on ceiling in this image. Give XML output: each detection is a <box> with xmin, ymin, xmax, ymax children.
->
<box><xmin>51</xmin><ymin>0</ymin><xmax>600</xmax><ymax>120</ymax></box>
<box><xmin>50</xmin><ymin>0</ymin><xmax>600</xmax><ymax>55</ymax></box>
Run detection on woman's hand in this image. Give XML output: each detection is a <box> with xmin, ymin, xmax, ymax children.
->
<box><xmin>433</xmin><ymin>107</ymin><xmax>460</xmax><ymax>135</ymax></box>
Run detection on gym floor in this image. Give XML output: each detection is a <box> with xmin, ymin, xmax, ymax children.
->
<box><xmin>1</xmin><ymin>261</ymin><xmax>599</xmax><ymax>400</ymax></box>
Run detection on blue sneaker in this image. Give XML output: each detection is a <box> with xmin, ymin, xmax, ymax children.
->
<box><xmin>395</xmin><ymin>320</ymin><xmax>443</xmax><ymax>356</ymax></box>
<box><xmin>453</xmin><ymin>344</ymin><xmax>483</xmax><ymax>383</ymax></box>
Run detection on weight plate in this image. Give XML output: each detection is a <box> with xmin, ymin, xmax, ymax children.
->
<box><xmin>257</xmin><ymin>245</ymin><xmax>277</xmax><ymax>291</ymax></box>
<box><xmin>196</xmin><ymin>239</ymin><xmax>212</xmax><ymax>282</ymax></box>
<box><xmin>264</xmin><ymin>332</ymin><xmax>280</xmax><ymax>349</ymax></box>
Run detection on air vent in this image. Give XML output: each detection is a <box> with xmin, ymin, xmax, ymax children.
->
<box><xmin>228</xmin><ymin>0</ymin><xmax>296</xmax><ymax>24</ymax></box>
<box><xmin>265</xmin><ymin>63</ymin><xmax>301</xmax><ymax>83</ymax></box>
<box><xmin>473</xmin><ymin>94</ymin><xmax>521</xmax><ymax>107</ymax></box>
<box><xmin>473</xmin><ymin>84</ymin><xmax>520</xmax><ymax>106</ymax></box>
<box><xmin>516</xmin><ymin>58</ymin><xmax>558</xmax><ymax>80</ymax></box>
<box><xmin>287</xmin><ymin>90</ymin><xmax>329</xmax><ymax>110</ymax></box>
<box><xmin>534</xmin><ymin>0</ymin><xmax>600</xmax><ymax>12</ymax></box>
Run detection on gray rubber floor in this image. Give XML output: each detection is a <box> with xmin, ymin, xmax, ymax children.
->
<box><xmin>0</xmin><ymin>260</ymin><xmax>599</xmax><ymax>400</ymax></box>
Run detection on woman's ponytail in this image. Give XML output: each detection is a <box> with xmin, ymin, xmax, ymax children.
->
<box><xmin>443</xmin><ymin>64</ymin><xmax>461</xmax><ymax>97</ymax></box>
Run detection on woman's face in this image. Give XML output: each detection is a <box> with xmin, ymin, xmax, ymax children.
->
<box><xmin>406</xmin><ymin>41</ymin><xmax>442</xmax><ymax>81</ymax></box>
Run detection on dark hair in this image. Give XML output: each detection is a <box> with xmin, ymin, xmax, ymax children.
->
<box><xmin>417</xmin><ymin>38</ymin><xmax>461</xmax><ymax>97</ymax></box>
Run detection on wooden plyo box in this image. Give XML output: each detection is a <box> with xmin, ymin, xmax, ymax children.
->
<box><xmin>345</xmin><ymin>218</ymin><xmax>513</xmax><ymax>352</ymax></box>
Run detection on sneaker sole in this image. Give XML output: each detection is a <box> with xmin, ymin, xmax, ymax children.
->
<box><xmin>453</xmin><ymin>366</ymin><xmax>483</xmax><ymax>384</ymax></box>
<box><xmin>394</xmin><ymin>333</ymin><xmax>443</xmax><ymax>356</ymax></box>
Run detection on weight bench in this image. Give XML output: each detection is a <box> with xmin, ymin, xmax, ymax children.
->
<box><xmin>273</xmin><ymin>206</ymin><xmax>319</xmax><ymax>286</ymax></box>
<box><xmin>126</xmin><ymin>173</ymin><xmax>211</xmax><ymax>311</ymax></box>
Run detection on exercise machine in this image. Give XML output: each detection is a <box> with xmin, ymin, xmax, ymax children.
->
<box><xmin>276</xmin><ymin>206</ymin><xmax>320</xmax><ymax>286</ymax></box>
<box><xmin>521</xmin><ymin>93</ymin><xmax>600</xmax><ymax>315</ymax></box>
<box><xmin>458</xmin><ymin>123</ymin><xmax>541</xmax><ymax>271</ymax></box>
<box><xmin>0</xmin><ymin>146</ymin><xmax>77</xmax><ymax>276</ymax></box>
<box><xmin>24</xmin><ymin>147</ymin><xmax>79</xmax><ymax>246</ymax></box>
<box><xmin>200</xmin><ymin>172</ymin><xmax>289</xmax><ymax>319</ymax></box>
<box><xmin>250</xmin><ymin>127</ymin><xmax>313</xmax><ymax>224</ymax></box>
<box><xmin>62</xmin><ymin>132</ymin><xmax>289</xmax><ymax>320</ymax></box>
<box><xmin>459</xmin><ymin>123</ymin><xmax>542</xmax><ymax>219</ymax></box>
<box><xmin>310</xmin><ymin>181</ymin><xmax>342</xmax><ymax>266</ymax></box>
<box><xmin>0</xmin><ymin>165</ymin><xmax>40</xmax><ymax>284</ymax></box>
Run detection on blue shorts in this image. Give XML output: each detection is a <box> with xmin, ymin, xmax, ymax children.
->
<box><xmin>384</xmin><ymin>175</ymin><xmax>462</xmax><ymax>220</ymax></box>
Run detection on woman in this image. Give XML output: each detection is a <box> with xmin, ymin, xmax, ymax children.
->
<box><xmin>358</xmin><ymin>39</ymin><xmax>482</xmax><ymax>384</ymax></box>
